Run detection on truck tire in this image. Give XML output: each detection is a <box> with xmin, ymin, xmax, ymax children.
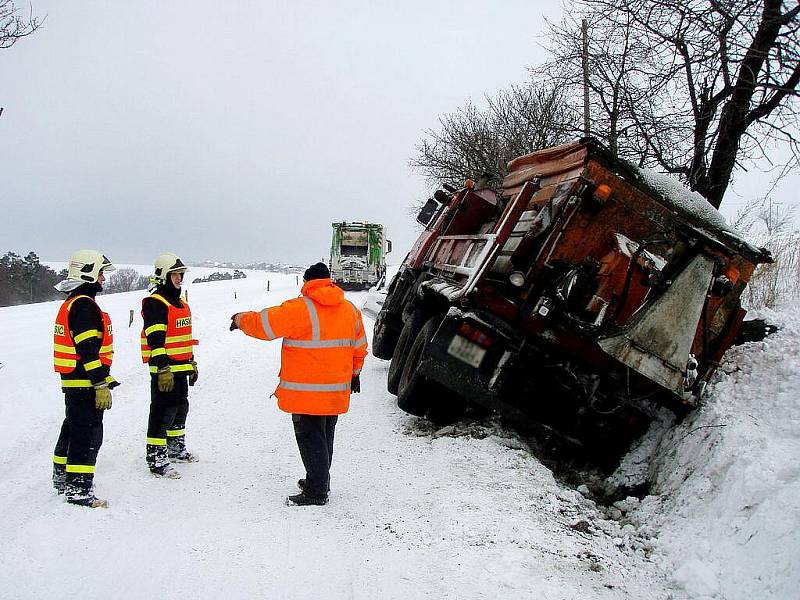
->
<box><xmin>386</xmin><ymin>313</ymin><xmax>423</xmax><ymax>395</ymax></box>
<box><xmin>371</xmin><ymin>311</ymin><xmax>400</xmax><ymax>360</ymax></box>
<box><xmin>396</xmin><ymin>317</ymin><xmax>441</xmax><ymax>417</ymax></box>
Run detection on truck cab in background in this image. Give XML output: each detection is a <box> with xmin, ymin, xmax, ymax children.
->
<box><xmin>372</xmin><ymin>138</ymin><xmax>772</xmax><ymax>466</ymax></box>
<box><xmin>330</xmin><ymin>222</ymin><xmax>391</xmax><ymax>291</ymax></box>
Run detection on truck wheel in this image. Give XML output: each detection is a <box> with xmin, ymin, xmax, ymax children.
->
<box><xmin>387</xmin><ymin>313</ymin><xmax>423</xmax><ymax>395</ymax></box>
<box><xmin>396</xmin><ymin>317</ymin><xmax>441</xmax><ymax>417</ymax></box>
<box><xmin>371</xmin><ymin>311</ymin><xmax>400</xmax><ymax>360</ymax></box>
<box><xmin>426</xmin><ymin>393</ymin><xmax>466</xmax><ymax>426</ymax></box>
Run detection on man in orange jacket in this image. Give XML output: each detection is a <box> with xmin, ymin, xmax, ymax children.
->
<box><xmin>231</xmin><ymin>262</ymin><xmax>368</xmax><ymax>506</ymax></box>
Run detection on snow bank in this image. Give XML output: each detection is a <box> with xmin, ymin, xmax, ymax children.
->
<box><xmin>615</xmin><ymin>303</ymin><xmax>800</xmax><ymax>600</ymax></box>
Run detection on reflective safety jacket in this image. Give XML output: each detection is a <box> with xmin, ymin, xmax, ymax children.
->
<box><xmin>140</xmin><ymin>293</ymin><xmax>198</xmax><ymax>373</ymax></box>
<box><xmin>53</xmin><ymin>294</ymin><xmax>114</xmax><ymax>390</ymax></box>
<box><xmin>239</xmin><ymin>278</ymin><xmax>368</xmax><ymax>415</ymax></box>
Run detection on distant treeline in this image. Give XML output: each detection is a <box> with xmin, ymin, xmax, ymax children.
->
<box><xmin>0</xmin><ymin>252</ymin><xmax>64</xmax><ymax>307</ymax></box>
<box><xmin>192</xmin><ymin>270</ymin><xmax>246</xmax><ymax>284</ymax></box>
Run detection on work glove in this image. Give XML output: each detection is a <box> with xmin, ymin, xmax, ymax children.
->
<box><xmin>229</xmin><ymin>314</ymin><xmax>239</xmax><ymax>331</ymax></box>
<box><xmin>157</xmin><ymin>367</ymin><xmax>175</xmax><ymax>393</ymax></box>
<box><xmin>351</xmin><ymin>375</ymin><xmax>361</xmax><ymax>394</ymax></box>
<box><xmin>94</xmin><ymin>383</ymin><xmax>112</xmax><ymax>410</ymax></box>
<box><xmin>189</xmin><ymin>360</ymin><xmax>199</xmax><ymax>387</ymax></box>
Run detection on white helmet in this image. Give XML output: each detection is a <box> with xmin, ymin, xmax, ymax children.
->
<box><xmin>55</xmin><ymin>249</ymin><xmax>115</xmax><ymax>292</ymax></box>
<box><xmin>153</xmin><ymin>252</ymin><xmax>188</xmax><ymax>284</ymax></box>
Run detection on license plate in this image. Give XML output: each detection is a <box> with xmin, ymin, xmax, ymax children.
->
<box><xmin>447</xmin><ymin>335</ymin><xmax>486</xmax><ymax>368</ymax></box>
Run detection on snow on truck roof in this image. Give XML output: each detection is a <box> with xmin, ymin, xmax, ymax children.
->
<box><xmin>504</xmin><ymin>138</ymin><xmax>767</xmax><ymax>261</ymax></box>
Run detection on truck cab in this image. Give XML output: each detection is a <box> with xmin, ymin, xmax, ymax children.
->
<box><xmin>329</xmin><ymin>222</ymin><xmax>391</xmax><ymax>290</ymax></box>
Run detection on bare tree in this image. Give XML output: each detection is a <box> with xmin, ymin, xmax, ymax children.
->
<box><xmin>538</xmin><ymin>0</ymin><xmax>800</xmax><ymax>208</ymax></box>
<box><xmin>103</xmin><ymin>268</ymin><xmax>150</xmax><ymax>294</ymax></box>
<box><xmin>1</xmin><ymin>1</ymin><xmax>43</xmax><ymax>50</ymax></box>
<box><xmin>411</xmin><ymin>81</ymin><xmax>572</xmax><ymax>188</ymax></box>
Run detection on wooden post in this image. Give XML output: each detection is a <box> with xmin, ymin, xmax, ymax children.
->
<box><xmin>295</xmin><ymin>276</ymin><xmax>299</xmax><ymax>285</ymax></box>
<box><xmin>129</xmin><ymin>309</ymin><xmax>134</xmax><ymax>328</ymax></box>
<box><xmin>582</xmin><ymin>18</ymin><xmax>590</xmax><ymax>137</ymax></box>
<box><xmin>267</xmin><ymin>280</ymin><xmax>271</xmax><ymax>292</ymax></box>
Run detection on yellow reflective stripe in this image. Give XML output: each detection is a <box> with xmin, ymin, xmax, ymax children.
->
<box><xmin>165</xmin><ymin>334</ymin><xmax>194</xmax><ymax>343</ymax></box>
<box><xmin>147</xmin><ymin>437</ymin><xmax>167</xmax><ymax>446</ymax></box>
<box><xmin>54</xmin><ymin>357</ymin><xmax>77</xmax><ymax>367</ymax></box>
<box><xmin>149</xmin><ymin>347</ymin><xmax>167</xmax><ymax>357</ymax></box>
<box><xmin>167</xmin><ymin>429</ymin><xmax>185</xmax><ymax>437</ymax></box>
<box><xmin>53</xmin><ymin>455</ymin><xmax>67</xmax><ymax>465</ymax></box>
<box><xmin>61</xmin><ymin>379</ymin><xmax>92</xmax><ymax>387</ymax></box>
<box><xmin>99</xmin><ymin>345</ymin><xmax>113</xmax><ymax>353</ymax></box>
<box><xmin>145</xmin><ymin>324</ymin><xmax>168</xmax><ymax>335</ymax></box>
<box><xmin>54</xmin><ymin>343</ymin><xmax>76</xmax><ymax>355</ymax></box>
<box><xmin>150</xmin><ymin>294</ymin><xmax>171</xmax><ymax>307</ymax></box>
<box><xmin>73</xmin><ymin>329</ymin><xmax>101</xmax><ymax>343</ymax></box>
<box><xmin>84</xmin><ymin>360</ymin><xmax>102</xmax><ymax>371</ymax></box>
<box><xmin>66</xmin><ymin>464</ymin><xmax>95</xmax><ymax>474</ymax></box>
<box><xmin>165</xmin><ymin>346</ymin><xmax>194</xmax><ymax>355</ymax></box>
<box><xmin>148</xmin><ymin>364</ymin><xmax>195</xmax><ymax>373</ymax></box>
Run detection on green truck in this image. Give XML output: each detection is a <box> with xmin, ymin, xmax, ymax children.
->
<box><xmin>329</xmin><ymin>222</ymin><xmax>391</xmax><ymax>290</ymax></box>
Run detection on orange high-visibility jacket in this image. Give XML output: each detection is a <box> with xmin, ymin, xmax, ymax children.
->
<box><xmin>53</xmin><ymin>295</ymin><xmax>113</xmax><ymax>375</ymax></box>
<box><xmin>239</xmin><ymin>278</ymin><xmax>368</xmax><ymax>415</ymax></box>
<box><xmin>140</xmin><ymin>294</ymin><xmax>198</xmax><ymax>373</ymax></box>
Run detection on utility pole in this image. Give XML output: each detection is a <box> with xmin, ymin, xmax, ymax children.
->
<box><xmin>582</xmin><ymin>19</ymin><xmax>590</xmax><ymax>137</ymax></box>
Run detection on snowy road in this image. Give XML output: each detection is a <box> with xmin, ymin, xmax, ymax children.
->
<box><xmin>1</xmin><ymin>269</ymin><xmax>682</xmax><ymax>599</ymax></box>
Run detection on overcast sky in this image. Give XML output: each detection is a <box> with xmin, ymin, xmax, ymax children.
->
<box><xmin>1</xmin><ymin>1</ymin><xmax>796</xmax><ymax>267</ymax></box>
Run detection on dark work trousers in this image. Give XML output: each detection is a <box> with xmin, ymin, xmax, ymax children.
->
<box><xmin>53</xmin><ymin>389</ymin><xmax>105</xmax><ymax>500</ymax></box>
<box><xmin>146</xmin><ymin>374</ymin><xmax>189</xmax><ymax>470</ymax></box>
<box><xmin>292</xmin><ymin>414</ymin><xmax>338</xmax><ymax>498</ymax></box>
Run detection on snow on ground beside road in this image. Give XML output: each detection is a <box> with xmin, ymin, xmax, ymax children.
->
<box><xmin>0</xmin><ymin>269</ymin><xmax>797</xmax><ymax>598</ymax></box>
<box><xmin>0</xmin><ymin>269</ymin><xmax>680</xmax><ymax>600</ymax></box>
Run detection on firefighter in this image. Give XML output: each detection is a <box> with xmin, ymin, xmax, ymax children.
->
<box><xmin>231</xmin><ymin>262</ymin><xmax>368</xmax><ymax>506</ymax></box>
<box><xmin>140</xmin><ymin>253</ymin><xmax>199</xmax><ymax>478</ymax></box>
<box><xmin>52</xmin><ymin>249</ymin><xmax>118</xmax><ymax>508</ymax></box>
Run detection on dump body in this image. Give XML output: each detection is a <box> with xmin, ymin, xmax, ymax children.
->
<box><xmin>329</xmin><ymin>222</ymin><xmax>388</xmax><ymax>290</ymax></box>
<box><xmin>374</xmin><ymin>138</ymin><xmax>771</xmax><ymax>461</ymax></box>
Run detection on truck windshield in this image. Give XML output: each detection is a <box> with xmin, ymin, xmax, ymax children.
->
<box><xmin>342</xmin><ymin>245</ymin><xmax>368</xmax><ymax>256</ymax></box>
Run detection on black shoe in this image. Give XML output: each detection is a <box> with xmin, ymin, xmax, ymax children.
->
<box><xmin>67</xmin><ymin>495</ymin><xmax>109</xmax><ymax>508</ymax></box>
<box><xmin>286</xmin><ymin>492</ymin><xmax>328</xmax><ymax>506</ymax></box>
<box><xmin>297</xmin><ymin>478</ymin><xmax>330</xmax><ymax>493</ymax></box>
<box><xmin>150</xmin><ymin>464</ymin><xmax>181</xmax><ymax>479</ymax></box>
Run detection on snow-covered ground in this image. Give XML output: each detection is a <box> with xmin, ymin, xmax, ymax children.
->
<box><xmin>0</xmin><ymin>269</ymin><xmax>797</xmax><ymax>599</ymax></box>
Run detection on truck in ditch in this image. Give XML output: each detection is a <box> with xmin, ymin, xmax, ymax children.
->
<box><xmin>372</xmin><ymin>138</ymin><xmax>771</xmax><ymax>463</ymax></box>
<box><xmin>329</xmin><ymin>222</ymin><xmax>391</xmax><ymax>290</ymax></box>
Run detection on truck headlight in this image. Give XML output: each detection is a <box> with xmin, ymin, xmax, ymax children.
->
<box><xmin>509</xmin><ymin>271</ymin><xmax>526</xmax><ymax>287</ymax></box>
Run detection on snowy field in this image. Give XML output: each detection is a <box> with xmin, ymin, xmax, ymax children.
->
<box><xmin>0</xmin><ymin>268</ymin><xmax>797</xmax><ymax>599</ymax></box>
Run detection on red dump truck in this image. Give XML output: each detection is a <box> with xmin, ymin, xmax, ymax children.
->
<box><xmin>373</xmin><ymin>138</ymin><xmax>771</xmax><ymax>461</ymax></box>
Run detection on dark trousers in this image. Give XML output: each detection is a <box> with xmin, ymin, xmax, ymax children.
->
<box><xmin>53</xmin><ymin>389</ymin><xmax>104</xmax><ymax>499</ymax></box>
<box><xmin>146</xmin><ymin>375</ymin><xmax>189</xmax><ymax>469</ymax></box>
<box><xmin>292</xmin><ymin>414</ymin><xmax>338</xmax><ymax>498</ymax></box>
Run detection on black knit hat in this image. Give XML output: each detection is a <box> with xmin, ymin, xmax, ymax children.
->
<box><xmin>303</xmin><ymin>262</ymin><xmax>331</xmax><ymax>281</ymax></box>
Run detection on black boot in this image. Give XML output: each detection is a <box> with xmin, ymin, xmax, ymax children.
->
<box><xmin>168</xmin><ymin>435</ymin><xmax>198</xmax><ymax>463</ymax></box>
<box><xmin>65</xmin><ymin>473</ymin><xmax>108</xmax><ymax>508</ymax></box>
<box><xmin>286</xmin><ymin>491</ymin><xmax>328</xmax><ymax>506</ymax></box>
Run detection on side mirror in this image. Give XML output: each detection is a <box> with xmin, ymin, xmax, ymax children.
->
<box><xmin>416</xmin><ymin>198</ymin><xmax>439</xmax><ymax>227</ymax></box>
<box><xmin>386</xmin><ymin>240</ymin><xmax>392</xmax><ymax>254</ymax></box>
